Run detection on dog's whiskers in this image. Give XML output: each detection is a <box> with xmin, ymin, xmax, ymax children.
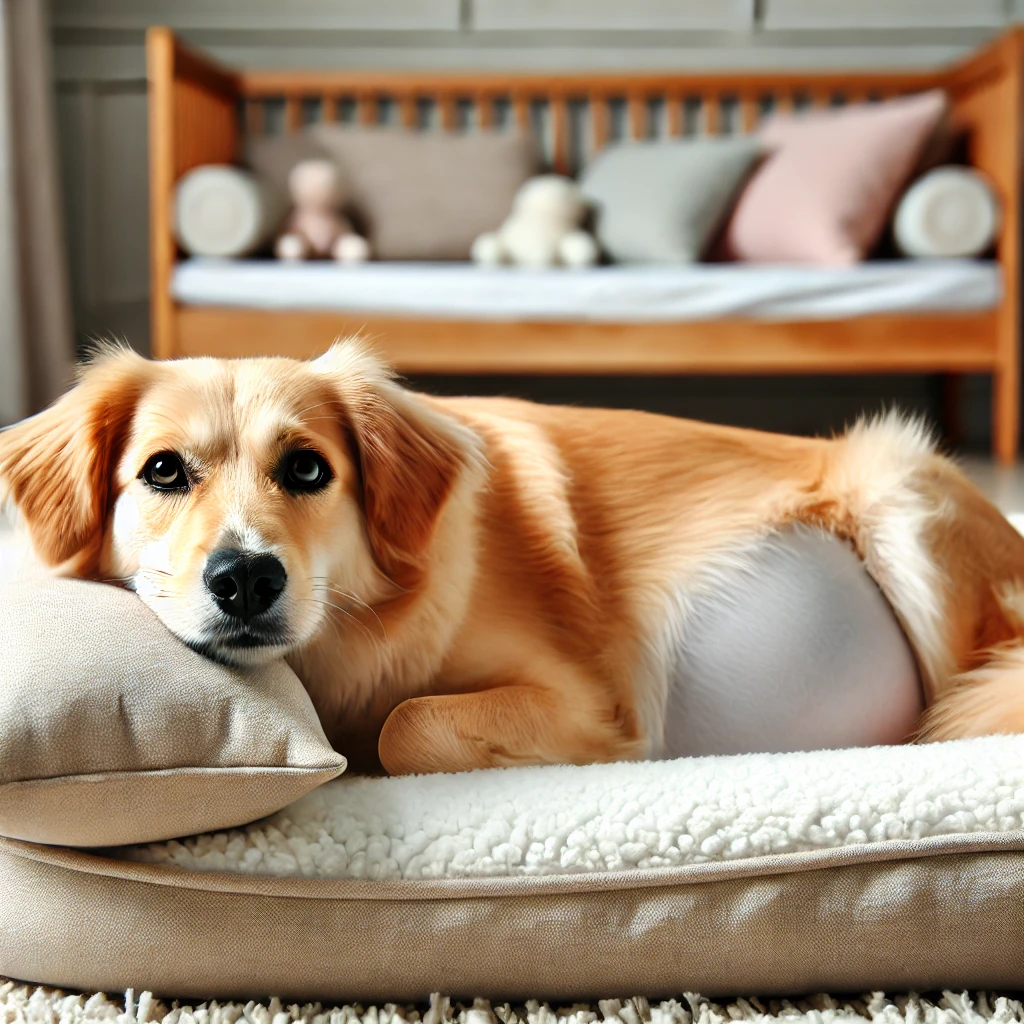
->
<box><xmin>294</xmin><ymin>414</ymin><xmax>341</xmax><ymax>426</ymax></box>
<box><xmin>374</xmin><ymin>566</ymin><xmax>409</xmax><ymax>596</ymax></box>
<box><xmin>326</xmin><ymin>588</ymin><xmax>388</xmax><ymax>642</ymax></box>
<box><xmin>298</xmin><ymin>596</ymin><xmax>378</xmax><ymax>644</ymax></box>
<box><xmin>96</xmin><ymin>567</ymin><xmax>174</xmax><ymax>585</ymax></box>
<box><xmin>309</xmin><ymin>577</ymin><xmax>388</xmax><ymax>642</ymax></box>
<box><xmin>292</xmin><ymin>399</ymin><xmax>338</xmax><ymax>419</ymax></box>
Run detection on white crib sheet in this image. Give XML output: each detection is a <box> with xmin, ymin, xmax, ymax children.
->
<box><xmin>171</xmin><ymin>258</ymin><xmax>1001</xmax><ymax>323</ymax></box>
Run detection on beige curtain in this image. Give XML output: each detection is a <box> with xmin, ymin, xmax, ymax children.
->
<box><xmin>0</xmin><ymin>0</ymin><xmax>73</xmax><ymax>427</ymax></box>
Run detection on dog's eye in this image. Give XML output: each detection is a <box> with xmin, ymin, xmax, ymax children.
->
<box><xmin>141</xmin><ymin>452</ymin><xmax>188</xmax><ymax>492</ymax></box>
<box><xmin>284</xmin><ymin>450</ymin><xmax>332</xmax><ymax>493</ymax></box>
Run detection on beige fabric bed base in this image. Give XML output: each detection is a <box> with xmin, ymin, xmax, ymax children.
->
<box><xmin>3</xmin><ymin>833</ymin><xmax>1024</xmax><ymax>1004</ymax></box>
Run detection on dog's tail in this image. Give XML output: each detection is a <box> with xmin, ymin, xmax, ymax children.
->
<box><xmin>822</xmin><ymin>412</ymin><xmax>1024</xmax><ymax>737</ymax></box>
<box><xmin>918</xmin><ymin>641</ymin><xmax>1024</xmax><ymax>740</ymax></box>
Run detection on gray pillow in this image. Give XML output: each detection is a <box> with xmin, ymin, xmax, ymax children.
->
<box><xmin>0</xmin><ymin>576</ymin><xmax>346</xmax><ymax>847</ymax></box>
<box><xmin>580</xmin><ymin>137</ymin><xmax>764</xmax><ymax>263</ymax></box>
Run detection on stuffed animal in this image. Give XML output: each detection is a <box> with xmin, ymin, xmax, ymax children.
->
<box><xmin>471</xmin><ymin>174</ymin><xmax>599</xmax><ymax>268</ymax></box>
<box><xmin>275</xmin><ymin>159</ymin><xmax>370</xmax><ymax>264</ymax></box>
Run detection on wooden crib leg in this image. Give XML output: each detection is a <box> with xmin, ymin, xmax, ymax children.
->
<box><xmin>940</xmin><ymin>373</ymin><xmax>963</xmax><ymax>450</ymax></box>
<box><xmin>993</xmin><ymin>363</ymin><xmax>1020</xmax><ymax>466</ymax></box>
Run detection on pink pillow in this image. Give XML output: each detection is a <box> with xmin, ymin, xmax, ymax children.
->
<box><xmin>721</xmin><ymin>90</ymin><xmax>947</xmax><ymax>265</ymax></box>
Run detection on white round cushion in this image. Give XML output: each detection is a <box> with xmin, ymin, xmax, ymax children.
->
<box><xmin>174</xmin><ymin>165</ymin><xmax>283</xmax><ymax>258</ymax></box>
<box><xmin>894</xmin><ymin>166</ymin><xmax>1001</xmax><ymax>258</ymax></box>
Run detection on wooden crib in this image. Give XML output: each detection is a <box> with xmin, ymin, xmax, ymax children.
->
<box><xmin>147</xmin><ymin>27</ymin><xmax>1024</xmax><ymax>462</ymax></box>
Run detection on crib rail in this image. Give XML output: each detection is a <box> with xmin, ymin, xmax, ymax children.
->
<box><xmin>238</xmin><ymin>69</ymin><xmax>945</xmax><ymax>175</ymax></box>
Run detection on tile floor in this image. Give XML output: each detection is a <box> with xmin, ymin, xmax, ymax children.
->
<box><xmin>958</xmin><ymin>456</ymin><xmax>1024</xmax><ymax>514</ymax></box>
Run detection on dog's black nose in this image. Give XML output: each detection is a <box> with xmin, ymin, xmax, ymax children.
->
<box><xmin>204</xmin><ymin>549</ymin><xmax>287</xmax><ymax>620</ymax></box>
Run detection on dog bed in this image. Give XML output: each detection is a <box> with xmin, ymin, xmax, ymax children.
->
<box><xmin>3</xmin><ymin>736</ymin><xmax>1024</xmax><ymax>1003</ymax></box>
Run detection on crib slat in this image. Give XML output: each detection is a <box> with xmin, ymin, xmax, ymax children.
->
<box><xmin>513</xmin><ymin>93</ymin><xmax>530</xmax><ymax>133</ymax></box>
<box><xmin>704</xmin><ymin>97</ymin><xmax>720</xmax><ymax>135</ymax></box>
<box><xmin>320</xmin><ymin>96</ymin><xmax>337</xmax><ymax>123</ymax></box>
<box><xmin>740</xmin><ymin>96</ymin><xmax>758</xmax><ymax>133</ymax></box>
<box><xmin>666</xmin><ymin>94</ymin><xmax>683</xmax><ymax>137</ymax></box>
<box><xmin>551</xmin><ymin>93</ymin><xmax>569</xmax><ymax>174</ymax></box>
<box><xmin>628</xmin><ymin>93</ymin><xmax>645</xmax><ymax>140</ymax></box>
<box><xmin>400</xmin><ymin>94</ymin><xmax>417</xmax><ymax>128</ymax></box>
<box><xmin>477</xmin><ymin>93</ymin><xmax>494</xmax><ymax>129</ymax></box>
<box><xmin>439</xmin><ymin>93</ymin><xmax>456</xmax><ymax>130</ymax></box>
<box><xmin>590</xmin><ymin>94</ymin><xmax>609</xmax><ymax>152</ymax></box>
<box><xmin>245</xmin><ymin>99</ymin><xmax>264</xmax><ymax>135</ymax></box>
<box><xmin>284</xmin><ymin>96</ymin><xmax>301</xmax><ymax>132</ymax></box>
<box><xmin>357</xmin><ymin>94</ymin><xmax>378</xmax><ymax>126</ymax></box>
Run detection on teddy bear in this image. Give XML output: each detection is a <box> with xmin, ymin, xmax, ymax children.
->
<box><xmin>471</xmin><ymin>174</ymin><xmax>599</xmax><ymax>269</ymax></box>
<box><xmin>275</xmin><ymin>158</ymin><xmax>370</xmax><ymax>264</ymax></box>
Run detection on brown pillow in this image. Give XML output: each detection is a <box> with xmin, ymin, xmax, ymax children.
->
<box><xmin>0</xmin><ymin>577</ymin><xmax>346</xmax><ymax>847</ymax></box>
<box><xmin>245</xmin><ymin>131</ymin><xmax>328</xmax><ymax>198</ymax></box>
<box><xmin>309</xmin><ymin>125</ymin><xmax>540</xmax><ymax>260</ymax></box>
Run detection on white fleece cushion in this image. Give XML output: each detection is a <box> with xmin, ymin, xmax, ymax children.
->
<box><xmin>121</xmin><ymin>734</ymin><xmax>1024</xmax><ymax>880</ymax></box>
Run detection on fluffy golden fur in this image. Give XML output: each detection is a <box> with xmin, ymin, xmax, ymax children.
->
<box><xmin>3</xmin><ymin>340</ymin><xmax>1024</xmax><ymax>774</ymax></box>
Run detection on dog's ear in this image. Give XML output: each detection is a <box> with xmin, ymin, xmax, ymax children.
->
<box><xmin>0</xmin><ymin>345</ymin><xmax>151</xmax><ymax>572</ymax></box>
<box><xmin>315</xmin><ymin>340</ymin><xmax>481</xmax><ymax>587</ymax></box>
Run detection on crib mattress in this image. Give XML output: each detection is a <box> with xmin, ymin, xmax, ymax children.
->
<box><xmin>3</xmin><ymin>736</ymin><xmax>1024</xmax><ymax>1002</ymax></box>
<box><xmin>171</xmin><ymin>259</ymin><xmax>1001</xmax><ymax>322</ymax></box>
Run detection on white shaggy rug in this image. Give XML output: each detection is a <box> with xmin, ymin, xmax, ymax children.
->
<box><xmin>5</xmin><ymin>986</ymin><xmax>1024</xmax><ymax>1024</ymax></box>
<box><xmin>121</xmin><ymin>734</ymin><xmax>1024</xmax><ymax>880</ymax></box>
<box><xmin>3</xmin><ymin>986</ymin><xmax>1024</xmax><ymax>1024</ymax></box>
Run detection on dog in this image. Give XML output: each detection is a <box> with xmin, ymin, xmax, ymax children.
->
<box><xmin>2</xmin><ymin>339</ymin><xmax>1024</xmax><ymax>774</ymax></box>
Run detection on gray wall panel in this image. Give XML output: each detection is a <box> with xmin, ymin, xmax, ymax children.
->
<box><xmin>764</xmin><ymin>0</ymin><xmax>1008</xmax><ymax>30</ymax></box>
<box><xmin>473</xmin><ymin>0</ymin><xmax>754</xmax><ymax>31</ymax></box>
<box><xmin>52</xmin><ymin>0</ymin><xmax>461</xmax><ymax>32</ymax></box>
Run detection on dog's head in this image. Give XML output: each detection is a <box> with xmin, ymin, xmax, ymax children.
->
<box><xmin>0</xmin><ymin>340</ymin><xmax>478</xmax><ymax>665</ymax></box>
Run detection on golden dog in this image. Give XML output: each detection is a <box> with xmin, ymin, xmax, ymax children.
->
<box><xmin>2</xmin><ymin>340</ymin><xmax>1024</xmax><ymax>773</ymax></box>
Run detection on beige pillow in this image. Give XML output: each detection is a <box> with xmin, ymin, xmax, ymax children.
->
<box><xmin>0</xmin><ymin>577</ymin><xmax>346</xmax><ymax>847</ymax></box>
<box><xmin>309</xmin><ymin>125</ymin><xmax>540</xmax><ymax>260</ymax></box>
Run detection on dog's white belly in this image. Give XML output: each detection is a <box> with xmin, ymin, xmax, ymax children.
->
<box><xmin>659</xmin><ymin>525</ymin><xmax>923</xmax><ymax>758</ymax></box>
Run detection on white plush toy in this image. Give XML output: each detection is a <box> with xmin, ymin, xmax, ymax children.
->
<box><xmin>471</xmin><ymin>174</ymin><xmax>599</xmax><ymax>269</ymax></box>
